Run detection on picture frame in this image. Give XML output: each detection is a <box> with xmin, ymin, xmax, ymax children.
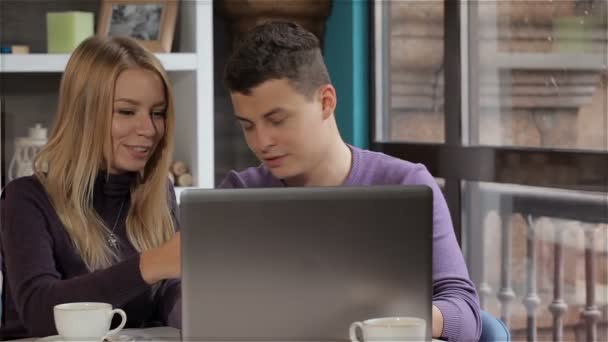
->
<box><xmin>97</xmin><ymin>0</ymin><xmax>178</xmax><ymax>53</ymax></box>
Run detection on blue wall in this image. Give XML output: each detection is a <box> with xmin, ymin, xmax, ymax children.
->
<box><xmin>324</xmin><ymin>0</ymin><xmax>370</xmax><ymax>149</ymax></box>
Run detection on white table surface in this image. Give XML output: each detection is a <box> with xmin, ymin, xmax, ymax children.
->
<box><xmin>11</xmin><ymin>327</ymin><xmax>442</xmax><ymax>341</ymax></box>
<box><xmin>10</xmin><ymin>327</ymin><xmax>180</xmax><ymax>341</ymax></box>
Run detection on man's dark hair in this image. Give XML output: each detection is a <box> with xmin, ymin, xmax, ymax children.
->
<box><xmin>224</xmin><ymin>21</ymin><xmax>331</xmax><ymax>97</ymax></box>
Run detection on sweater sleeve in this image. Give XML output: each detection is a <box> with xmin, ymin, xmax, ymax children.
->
<box><xmin>405</xmin><ymin>166</ymin><xmax>482</xmax><ymax>342</ymax></box>
<box><xmin>0</xmin><ymin>179</ymin><xmax>149</xmax><ymax>337</ymax></box>
<box><xmin>155</xmin><ymin>279</ymin><xmax>181</xmax><ymax>328</ymax></box>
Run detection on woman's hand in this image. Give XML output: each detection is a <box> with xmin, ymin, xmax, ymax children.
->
<box><xmin>139</xmin><ymin>231</ymin><xmax>181</xmax><ymax>284</ymax></box>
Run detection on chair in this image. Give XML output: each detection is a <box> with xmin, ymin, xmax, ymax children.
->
<box><xmin>480</xmin><ymin>310</ymin><xmax>510</xmax><ymax>342</ymax></box>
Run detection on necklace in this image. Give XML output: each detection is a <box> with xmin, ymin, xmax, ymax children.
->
<box><xmin>107</xmin><ymin>199</ymin><xmax>126</xmax><ymax>249</ymax></box>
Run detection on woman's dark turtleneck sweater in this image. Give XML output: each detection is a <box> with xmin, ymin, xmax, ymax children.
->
<box><xmin>0</xmin><ymin>172</ymin><xmax>181</xmax><ymax>339</ymax></box>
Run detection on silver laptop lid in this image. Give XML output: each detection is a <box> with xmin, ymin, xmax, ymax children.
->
<box><xmin>181</xmin><ymin>186</ymin><xmax>433</xmax><ymax>341</ymax></box>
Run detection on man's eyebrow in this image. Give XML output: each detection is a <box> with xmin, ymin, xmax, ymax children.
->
<box><xmin>262</xmin><ymin>108</ymin><xmax>284</xmax><ymax>118</ymax></box>
<box><xmin>234</xmin><ymin>107</ymin><xmax>284</xmax><ymax>122</ymax></box>
<box><xmin>234</xmin><ymin>115</ymin><xmax>252</xmax><ymax>123</ymax></box>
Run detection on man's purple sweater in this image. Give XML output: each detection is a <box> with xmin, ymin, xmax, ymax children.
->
<box><xmin>219</xmin><ymin>146</ymin><xmax>481</xmax><ymax>342</ymax></box>
<box><xmin>0</xmin><ymin>173</ymin><xmax>181</xmax><ymax>339</ymax></box>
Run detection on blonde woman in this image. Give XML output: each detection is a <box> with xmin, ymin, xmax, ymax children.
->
<box><xmin>0</xmin><ymin>36</ymin><xmax>181</xmax><ymax>339</ymax></box>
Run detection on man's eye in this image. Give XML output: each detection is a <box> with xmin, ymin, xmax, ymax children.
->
<box><xmin>269</xmin><ymin>114</ymin><xmax>287</xmax><ymax>125</ymax></box>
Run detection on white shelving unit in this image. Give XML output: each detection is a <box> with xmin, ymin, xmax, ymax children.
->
<box><xmin>0</xmin><ymin>53</ymin><xmax>199</xmax><ymax>72</ymax></box>
<box><xmin>0</xmin><ymin>2</ymin><xmax>214</xmax><ymax>197</ymax></box>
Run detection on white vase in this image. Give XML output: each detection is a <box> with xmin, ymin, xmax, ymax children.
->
<box><xmin>8</xmin><ymin>124</ymin><xmax>48</xmax><ymax>181</ymax></box>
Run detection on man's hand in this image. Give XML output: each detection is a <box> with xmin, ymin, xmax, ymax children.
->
<box><xmin>432</xmin><ymin>304</ymin><xmax>444</xmax><ymax>338</ymax></box>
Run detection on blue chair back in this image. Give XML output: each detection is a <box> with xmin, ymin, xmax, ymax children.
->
<box><xmin>479</xmin><ymin>310</ymin><xmax>510</xmax><ymax>342</ymax></box>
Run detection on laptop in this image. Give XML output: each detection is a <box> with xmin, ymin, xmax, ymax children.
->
<box><xmin>181</xmin><ymin>186</ymin><xmax>433</xmax><ymax>341</ymax></box>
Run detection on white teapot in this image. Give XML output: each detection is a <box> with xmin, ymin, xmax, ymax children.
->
<box><xmin>8</xmin><ymin>123</ymin><xmax>48</xmax><ymax>181</ymax></box>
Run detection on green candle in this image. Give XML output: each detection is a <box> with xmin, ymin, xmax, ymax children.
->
<box><xmin>46</xmin><ymin>11</ymin><xmax>94</xmax><ymax>53</ymax></box>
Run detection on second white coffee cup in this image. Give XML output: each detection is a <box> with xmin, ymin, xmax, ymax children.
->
<box><xmin>349</xmin><ymin>316</ymin><xmax>427</xmax><ymax>342</ymax></box>
<box><xmin>54</xmin><ymin>302</ymin><xmax>126</xmax><ymax>341</ymax></box>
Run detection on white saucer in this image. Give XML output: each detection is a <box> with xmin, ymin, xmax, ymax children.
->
<box><xmin>36</xmin><ymin>335</ymin><xmax>135</xmax><ymax>342</ymax></box>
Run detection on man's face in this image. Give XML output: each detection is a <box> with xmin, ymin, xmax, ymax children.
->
<box><xmin>230</xmin><ymin>78</ymin><xmax>335</xmax><ymax>181</ymax></box>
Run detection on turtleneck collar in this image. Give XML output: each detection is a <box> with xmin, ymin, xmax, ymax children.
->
<box><xmin>95</xmin><ymin>171</ymin><xmax>138</xmax><ymax>197</ymax></box>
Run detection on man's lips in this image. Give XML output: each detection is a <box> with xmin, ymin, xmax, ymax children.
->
<box><xmin>263</xmin><ymin>155</ymin><xmax>288</xmax><ymax>168</ymax></box>
<box><xmin>263</xmin><ymin>155</ymin><xmax>286</xmax><ymax>161</ymax></box>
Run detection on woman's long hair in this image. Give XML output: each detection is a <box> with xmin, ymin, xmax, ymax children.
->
<box><xmin>34</xmin><ymin>36</ymin><xmax>176</xmax><ymax>271</ymax></box>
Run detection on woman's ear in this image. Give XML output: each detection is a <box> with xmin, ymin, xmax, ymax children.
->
<box><xmin>318</xmin><ymin>84</ymin><xmax>337</xmax><ymax>120</ymax></box>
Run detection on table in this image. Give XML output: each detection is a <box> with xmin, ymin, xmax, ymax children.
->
<box><xmin>10</xmin><ymin>327</ymin><xmax>180</xmax><ymax>341</ymax></box>
<box><xmin>12</xmin><ymin>327</ymin><xmax>442</xmax><ymax>341</ymax></box>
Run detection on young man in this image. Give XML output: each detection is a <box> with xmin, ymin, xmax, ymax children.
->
<box><xmin>220</xmin><ymin>22</ymin><xmax>481</xmax><ymax>342</ymax></box>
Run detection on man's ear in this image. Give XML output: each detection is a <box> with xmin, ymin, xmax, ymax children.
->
<box><xmin>318</xmin><ymin>84</ymin><xmax>337</xmax><ymax>120</ymax></box>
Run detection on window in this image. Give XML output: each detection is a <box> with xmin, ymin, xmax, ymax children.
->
<box><xmin>467</xmin><ymin>1</ymin><xmax>607</xmax><ymax>150</ymax></box>
<box><xmin>372</xmin><ymin>1</ymin><xmax>607</xmax><ymax>340</ymax></box>
<box><xmin>374</xmin><ymin>1</ymin><xmax>445</xmax><ymax>143</ymax></box>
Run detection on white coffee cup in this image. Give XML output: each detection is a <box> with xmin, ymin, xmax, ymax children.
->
<box><xmin>349</xmin><ymin>317</ymin><xmax>427</xmax><ymax>342</ymax></box>
<box><xmin>54</xmin><ymin>302</ymin><xmax>127</xmax><ymax>341</ymax></box>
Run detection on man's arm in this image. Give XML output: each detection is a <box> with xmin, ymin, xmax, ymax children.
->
<box><xmin>405</xmin><ymin>165</ymin><xmax>482</xmax><ymax>341</ymax></box>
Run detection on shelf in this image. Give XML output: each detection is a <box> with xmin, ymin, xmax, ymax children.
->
<box><xmin>0</xmin><ymin>53</ymin><xmax>198</xmax><ymax>73</ymax></box>
<box><xmin>480</xmin><ymin>52</ymin><xmax>607</xmax><ymax>70</ymax></box>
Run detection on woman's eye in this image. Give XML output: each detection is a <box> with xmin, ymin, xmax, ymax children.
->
<box><xmin>117</xmin><ymin>109</ymin><xmax>135</xmax><ymax>115</ymax></box>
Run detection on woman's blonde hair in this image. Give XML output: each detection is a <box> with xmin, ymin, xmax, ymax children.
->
<box><xmin>34</xmin><ymin>36</ymin><xmax>176</xmax><ymax>271</ymax></box>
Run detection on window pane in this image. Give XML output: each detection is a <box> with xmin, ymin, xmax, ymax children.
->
<box><xmin>463</xmin><ymin>181</ymin><xmax>608</xmax><ymax>341</ymax></box>
<box><xmin>467</xmin><ymin>1</ymin><xmax>607</xmax><ymax>150</ymax></box>
<box><xmin>374</xmin><ymin>1</ymin><xmax>445</xmax><ymax>143</ymax></box>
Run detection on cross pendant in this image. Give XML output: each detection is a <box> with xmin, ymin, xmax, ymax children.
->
<box><xmin>108</xmin><ymin>234</ymin><xmax>118</xmax><ymax>249</ymax></box>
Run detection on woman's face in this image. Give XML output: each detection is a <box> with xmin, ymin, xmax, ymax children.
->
<box><xmin>108</xmin><ymin>68</ymin><xmax>166</xmax><ymax>174</ymax></box>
